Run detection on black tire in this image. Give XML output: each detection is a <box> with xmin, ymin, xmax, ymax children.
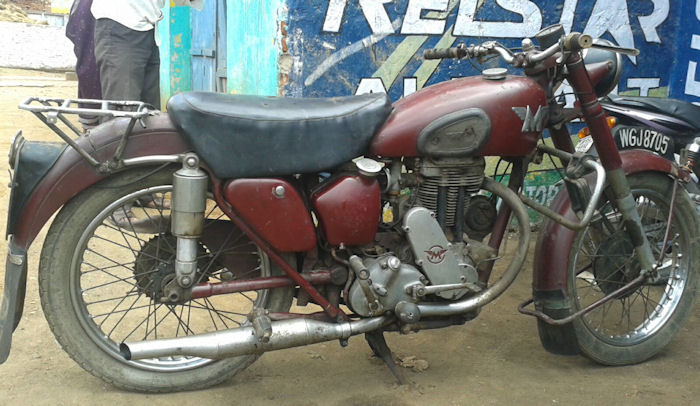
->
<box><xmin>39</xmin><ymin>167</ymin><xmax>294</xmax><ymax>392</ymax></box>
<box><xmin>567</xmin><ymin>172</ymin><xmax>699</xmax><ymax>365</ymax></box>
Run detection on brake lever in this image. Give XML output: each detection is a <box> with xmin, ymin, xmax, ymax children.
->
<box><xmin>590</xmin><ymin>43</ymin><xmax>640</xmax><ymax>56</ymax></box>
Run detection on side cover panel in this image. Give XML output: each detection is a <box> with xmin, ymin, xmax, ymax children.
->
<box><xmin>223</xmin><ymin>178</ymin><xmax>316</xmax><ymax>252</ymax></box>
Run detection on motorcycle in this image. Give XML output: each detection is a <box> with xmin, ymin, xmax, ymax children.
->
<box><xmin>576</xmin><ymin>95</ymin><xmax>700</xmax><ymax>213</ymax></box>
<box><xmin>1</xmin><ymin>25</ymin><xmax>698</xmax><ymax>392</ymax></box>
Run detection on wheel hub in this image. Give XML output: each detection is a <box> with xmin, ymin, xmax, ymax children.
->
<box><xmin>134</xmin><ymin>234</ymin><xmax>213</xmax><ymax>301</ymax></box>
<box><xmin>593</xmin><ymin>230</ymin><xmax>640</xmax><ymax>296</ymax></box>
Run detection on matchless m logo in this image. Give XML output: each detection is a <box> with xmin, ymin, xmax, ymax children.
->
<box><xmin>512</xmin><ymin>106</ymin><xmax>549</xmax><ymax>133</ymax></box>
<box><xmin>425</xmin><ymin>245</ymin><xmax>448</xmax><ymax>264</ymax></box>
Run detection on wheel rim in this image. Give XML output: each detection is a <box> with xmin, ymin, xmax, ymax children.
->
<box><xmin>70</xmin><ymin>184</ymin><xmax>270</xmax><ymax>372</ymax></box>
<box><xmin>571</xmin><ymin>190</ymin><xmax>689</xmax><ymax>345</ymax></box>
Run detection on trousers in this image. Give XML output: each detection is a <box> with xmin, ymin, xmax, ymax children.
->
<box><xmin>94</xmin><ymin>18</ymin><xmax>160</xmax><ymax>108</ymax></box>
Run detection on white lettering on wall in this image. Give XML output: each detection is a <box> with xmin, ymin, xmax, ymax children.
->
<box><xmin>356</xmin><ymin>77</ymin><xmax>387</xmax><ymax>94</ymax></box>
<box><xmin>403</xmin><ymin>77</ymin><xmax>418</xmax><ymax>96</ymax></box>
<box><xmin>638</xmin><ymin>0</ymin><xmax>669</xmax><ymax>43</ymax></box>
<box><xmin>454</xmin><ymin>0</ymin><xmax>542</xmax><ymax>38</ymax></box>
<box><xmin>627</xmin><ymin>78</ymin><xmax>661</xmax><ymax>96</ymax></box>
<box><xmin>559</xmin><ymin>0</ymin><xmax>578</xmax><ymax>34</ymax></box>
<box><xmin>583</xmin><ymin>0</ymin><xmax>636</xmax><ymax>63</ymax></box>
<box><xmin>359</xmin><ymin>0</ymin><xmax>394</xmax><ymax>34</ymax></box>
<box><xmin>323</xmin><ymin>0</ymin><xmax>347</xmax><ymax>32</ymax></box>
<box><xmin>685</xmin><ymin>6</ymin><xmax>700</xmax><ymax>98</ymax></box>
<box><xmin>686</xmin><ymin>62</ymin><xmax>700</xmax><ymax>98</ymax></box>
<box><xmin>323</xmin><ymin>0</ymin><xmax>394</xmax><ymax>34</ymax></box>
<box><xmin>401</xmin><ymin>0</ymin><xmax>449</xmax><ymax>34</ymax></box>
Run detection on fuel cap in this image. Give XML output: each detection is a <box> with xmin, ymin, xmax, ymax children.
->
<box><xmin>355</xmin><ymin>158</ymin><xmax>383</xmax><ymax>177</ymax></box>
<box><xmin>482</xmin><ymin>68</ymin><xmax>508</xmax><ymax>80</ymax></box>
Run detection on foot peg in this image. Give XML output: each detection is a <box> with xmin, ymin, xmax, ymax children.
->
<box><xmin>250</xmin><ymin>308</ymin><xmax>272</xmax><ymax>343</ymax></box>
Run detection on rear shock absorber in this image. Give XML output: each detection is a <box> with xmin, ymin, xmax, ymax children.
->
<box><xmin>172</xmin><ymin>153</ymin><xmax>208</xmax><ymax>288</ymax></box>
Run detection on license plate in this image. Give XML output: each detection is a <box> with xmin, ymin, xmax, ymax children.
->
<box><xmin>613</xmin><ymin>126</ymin><xmax>675</xmax><ymax>160</ymax></box>
<box><xmin>575</xmin><ymin>136</ymin><xmax>594</xmax><ymax>153</ymax></box>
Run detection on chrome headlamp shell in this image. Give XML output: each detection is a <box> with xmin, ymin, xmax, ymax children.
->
<box><xmin>582</xmin><ymin>39</ymin><xmax>623</xmax><ymax>97</ymax></box>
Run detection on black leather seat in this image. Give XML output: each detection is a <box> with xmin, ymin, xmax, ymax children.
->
<box><xmin>606</xmin><ymin>95</ymin><xmax>700</xmax><ymax>131</ymax></box>
<box><xmin>167</xmin><ymin>92</ymin><xmax>392</xmax><ymax>178</ymax></box>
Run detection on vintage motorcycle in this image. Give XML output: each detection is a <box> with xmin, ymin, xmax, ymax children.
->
<box><xmin>1</xmin><ymin>25</ymin><xmax>698</xmax><ymax>392</ymax></box>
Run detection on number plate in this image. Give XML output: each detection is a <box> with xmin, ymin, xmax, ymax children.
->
<box><xmin>613</xmin><ymin>126</ymin><xmax>675</xmax><ymax>160</ymax></box>
<box><xmin>575</xmin><ymin>136</ymin><xmax>594</xmax><ymax>153</ymax></box>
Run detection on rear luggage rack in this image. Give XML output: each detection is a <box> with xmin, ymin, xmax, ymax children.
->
<box><xmin>18</xmin><ymin>97</ymin><xmax>159</xmax><ymax>171</ymax></box>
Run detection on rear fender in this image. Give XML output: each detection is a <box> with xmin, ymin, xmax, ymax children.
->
<box><xmin>12</xmin><ymin>113</ymin><xmax>192</xmax><ymax>250</ymax></box>
<box><xmin>532</xmin><ymin>150</ymin><xmax>677</xmax><ymax>353</ymax></box>
<box><xmin>1</xmin><ymin>114</ymin><xmax>191</xmax><ymax>363</ymax></box>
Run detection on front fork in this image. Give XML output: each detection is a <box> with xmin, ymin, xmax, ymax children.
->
<box><xmin>163</xmin><ymin>153</ymin><xmax>208</xmax><ymax>302</ymax></box>
<box><xmin>565</xmin><ymin>54</ymin><xmax>657</xmax><ymax>275</ymax></box>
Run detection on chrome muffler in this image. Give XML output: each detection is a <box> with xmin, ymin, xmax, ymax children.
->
<box><xmin>121</xmin><ymin>316</ymin><xmax>389</xmax><ymax>361</ymax></box>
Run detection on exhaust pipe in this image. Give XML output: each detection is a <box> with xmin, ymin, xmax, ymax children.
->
<box><xmin>121</xmin><ymin>316</ymin><xmax>389</xmax><ymax>361</ymax></box>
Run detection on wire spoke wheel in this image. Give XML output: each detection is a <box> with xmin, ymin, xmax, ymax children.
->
<box><xmin>567</xmin><ymin>173</ymin><xmax>698</xmax><ymax>365</ymax></box>
<box><xmin>39</xmin><ymin>168</ymin><xmax>293</xmax><ymax>392</ymax></box>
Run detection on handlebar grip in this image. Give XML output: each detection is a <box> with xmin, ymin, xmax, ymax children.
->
<box><xmin>564</xmin><ymin>33</ymin><xmax>593</xmax><ymax>52</ymax></box>
<box><xmin>424</xmin><ymin>47</ymin><xmax>466</xmax><ymax>60</ymax></box>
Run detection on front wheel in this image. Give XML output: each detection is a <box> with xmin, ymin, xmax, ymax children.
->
<box><xmin>567</xmin><ymin>172</ymin><xmax>699</xmax><ymax>365</ymax></box>
<box><xmin>38</xmin><ymin>168</ymin><xmax>294</xmax><ymax>392</ymax></box>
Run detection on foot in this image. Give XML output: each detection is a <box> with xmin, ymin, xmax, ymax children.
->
<box><xmin>136</xmin><ymin>193</ymin><xmax>171</xmax><ymax>210</ymax></box>
<box><xmin>108</xmin><ymin>207</ymin><xmax>162</xmax><ymax>234</ymax></box>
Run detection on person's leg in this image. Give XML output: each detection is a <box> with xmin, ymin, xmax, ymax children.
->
<box><xmin>93</xmin><ymin>18</ymin><xmax>152</xmax><ymax>102</ymax></box>
<box><xmin>141</xmin><ymin>41</ymin><xmax>161</xmax><ymax>108</ymax></box>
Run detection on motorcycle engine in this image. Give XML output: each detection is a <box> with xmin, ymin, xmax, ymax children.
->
<box><xmin>348</xmin><ymin>156</ymin><xmax>491</xmax><ymax>316</ymax></box>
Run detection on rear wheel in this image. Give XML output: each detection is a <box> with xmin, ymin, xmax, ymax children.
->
<box><xmin>567</xmin><ymin>172</ymin><xmax>699</xmax><ymax>365</ymax></box>
<box><xmin>39</xmin><ymin>168</ymin><xmax>293</xmax><ymax>392</ymax></box>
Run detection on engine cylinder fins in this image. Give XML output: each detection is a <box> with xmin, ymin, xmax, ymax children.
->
<box><xmin>417</xmin><ymin>158</ymin><xmax>485</xmax><ymax>228</ymax></box>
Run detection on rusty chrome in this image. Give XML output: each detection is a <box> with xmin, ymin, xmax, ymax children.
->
<box><xmin>121</xmin><ymin>316</ymin><xmax>391</xmax><ymax>361</ymax></box>
<box><xmin>524</xmin><ymin>144</ymin><xmax>606</xmax><ymax>230</ymax></box>
<box><xmin>518</xmin><ymin>274</ymin><xmax>646</xmax><ymax>325</ymax></box>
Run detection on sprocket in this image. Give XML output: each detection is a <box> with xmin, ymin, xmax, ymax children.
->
<box><xmin>133</xmin><ymin>233</ymin><xmax>218</xmax><ymax>300</ymax></box>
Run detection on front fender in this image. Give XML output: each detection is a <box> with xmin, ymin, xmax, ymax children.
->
<box><xmin>534</xmin><ymin>149</ymin><xmax>678</xmax><ymax>293</ymax></box>
<box><xmin>11</xmin><ymin>113</ymin><xmax>192</xmax><ymax>250</ymax></box>
<box><xmin>532</xmin><ymin>150</ymin><xmax>677</xmax><ymax>353</ymax></box>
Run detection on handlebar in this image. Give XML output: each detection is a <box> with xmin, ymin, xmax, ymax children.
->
<box><xmin>423</xmin><ymin>45</ymin><xmax>468</xmax><ymax>60</ymax></box>
<box><xmin>423</xmin><ymin>32</ymin><xmax>596</xmax><ymax>68</ymax></box>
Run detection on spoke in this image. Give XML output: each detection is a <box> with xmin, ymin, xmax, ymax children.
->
<box><xmin>204</xmin><ymin>297</ymin><xmax>231</xmax><ymax>329</ymax></box>
<box><xmin>81</xmin><ymin>267</ymin><xmax>157</xmax><ymax>292</ymax></box>
<box><xmin>99</xmin><ymin>285</ymin><xmax>144</xmax><ymax>334</ymax></box>
<box><xmin>99</xmin><ymin>220</ymin><xmax>152</xmax><ymax>246</ymax></box>
<box><xmin>84</xmin><ymin>247</ymin><xmax>139</xmax><ymax>278</ymax></box>
<box><xmin>90</xmin><ymin>302</ymin><xmax>154</xmax><ymax>320</ymax></box>
<box><xmin>91</xmin><ymin>234</ymin><xmax>169</xmax><ymax>263</ymax></box>
<box><xmin>82</xmin><ymin>260</ymin><xmax>137</xmax><ymax>275</ymax></box>
<box><xmin>165</xmin><ymin>305</ymin><xmax>196</xmax><ymax>336</ymax></box>
<box><xmin>84</xmin><ymin>292</ymin><xmax>141</xmax><ymax>306</ymax></box>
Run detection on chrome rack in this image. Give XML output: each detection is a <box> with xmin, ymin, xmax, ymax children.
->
<box><xmin>18</xmin><ymin>97</ymin><xmax>158</xmax><ymax>172</ymax></box>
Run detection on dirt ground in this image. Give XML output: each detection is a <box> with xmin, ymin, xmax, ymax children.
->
<box><xmin>0</xmin><ymin>68</ymin><xmax>698</xmax><ymax>405</ymax></box>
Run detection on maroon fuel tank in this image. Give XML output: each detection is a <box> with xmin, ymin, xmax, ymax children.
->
<box><xmin>370</xmin><ymin>75</ymin><xmax>548</xmax><ymax>158</ymax></box>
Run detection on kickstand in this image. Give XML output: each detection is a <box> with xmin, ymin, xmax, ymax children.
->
<box><xmin>365</xmin><ymin>331</ymin><xmax>408</xmax><ymax>385</ymax></box>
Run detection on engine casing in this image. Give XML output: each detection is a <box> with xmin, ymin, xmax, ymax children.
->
<box><xmin>348</xmin><ymin>255</ymin><xmax>424</xmax><ymax>317</ymax></box>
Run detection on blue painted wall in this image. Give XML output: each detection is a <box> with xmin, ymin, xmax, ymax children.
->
<box><xmin>284</xmin><ymin>0</ymin><xmax>700</xmax><ymax>104</ymax></box>
<box><xmin>161</xmin><ymin>0</ymin><xmax>700</xmax><ymax>105</ymax></box>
